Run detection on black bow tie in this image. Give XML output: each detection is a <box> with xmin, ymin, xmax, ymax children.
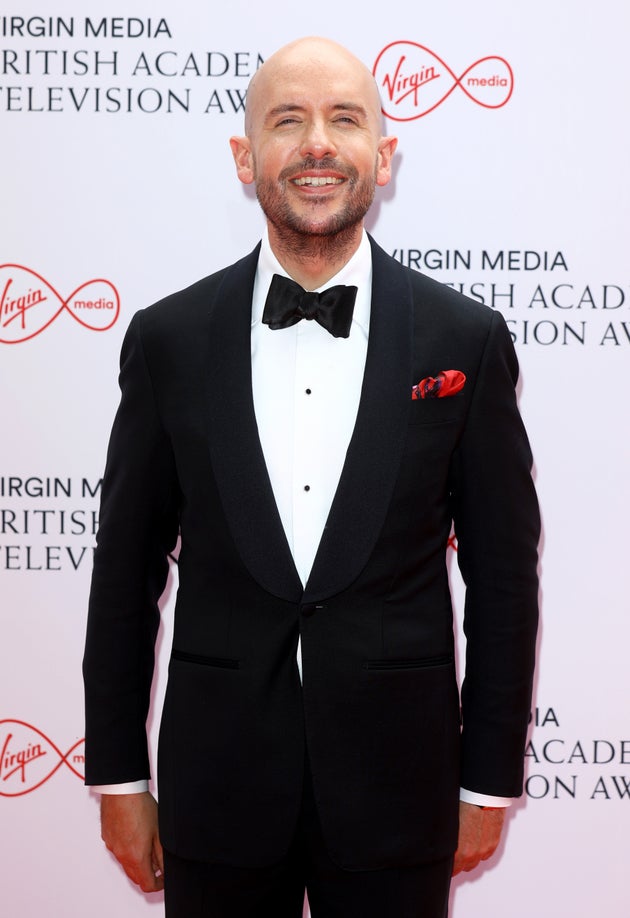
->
<box><xmin>262</xmin><ymin>273</ymin><xmax>357</xmax><ymax>339</ymax></box>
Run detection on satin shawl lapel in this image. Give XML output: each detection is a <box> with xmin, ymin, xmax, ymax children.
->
<box><xmin>303</xmin><ymin>238</ymin><xmax>414</xmax><ymax>602</ymax></box>
<box><xmin>205</xmin><ymin>245</ymin><xmax>303</xmax><ymax>602</ymax></box>
<box><xmin>206</xmin><ymin>239</ymin><xmax>415</xmax><ymax>604</ymax></box>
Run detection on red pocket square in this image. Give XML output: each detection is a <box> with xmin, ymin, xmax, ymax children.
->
<box><xmin>412</xmin><ymin>369</ymin><xmax>466</xmax><ymax>400</ymax></box>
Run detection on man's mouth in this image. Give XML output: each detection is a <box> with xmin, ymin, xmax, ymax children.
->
<box><xmin>291</xmin><ymin>176</ymin><xmax>344</xmax><ymax>187</ymax></box>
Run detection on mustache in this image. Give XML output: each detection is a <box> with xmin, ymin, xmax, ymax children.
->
<box><xmin>278</xmin><ymin>158</ymin><xmax>359</xmax><ymax>183</ymax></box>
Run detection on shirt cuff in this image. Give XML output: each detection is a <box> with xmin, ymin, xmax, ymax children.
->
<box><xmin>89</xmin><ymin>780</ymin><xmax>149</xmax><ymax>795</ymax></box>
<box><xmin>459</xmin><ymin>787</ymin><xmax>512</xmax><ymax>807</ymax></box>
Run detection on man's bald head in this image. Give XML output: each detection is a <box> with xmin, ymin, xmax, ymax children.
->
<box><xmin>244</xmin><ymin>37</ymin><xmax>383</xmax><ymax>137</ymax></box>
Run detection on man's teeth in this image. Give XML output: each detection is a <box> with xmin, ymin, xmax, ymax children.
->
<box><xmin>292</xmin><ymin>176</ymin><xmax>343</xmax><ymax>186</ymax></box>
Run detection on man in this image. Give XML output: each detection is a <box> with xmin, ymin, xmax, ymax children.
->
<box><xmin>83</xmin><ymin>36</ymin><xmax>539</xmax><ymax>917</ymax></box>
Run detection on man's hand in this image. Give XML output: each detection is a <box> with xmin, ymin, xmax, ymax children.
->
<box><xmin>100</xmin><ymin>791</ymin><xmax>164</xmax><ymax>892</ymax></box>
<box><xmin>452</xmin><ymin>801</ymin><xmax>505</xmax><ymax>876</ymax></box>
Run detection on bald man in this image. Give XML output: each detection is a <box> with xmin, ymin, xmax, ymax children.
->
<box><xmin>84</xmin><ymin>37</ymin><xmax>539</xmax><ymax>918</ymax></box>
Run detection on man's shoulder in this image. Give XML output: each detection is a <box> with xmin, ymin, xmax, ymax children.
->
<box><xmin>135</xmin><ymin>245</ymin><xmax>260</xmax><ymax>334</ymax></box>
<box><xmin>370</xmin><ymin>236</ymin><xmax>495</xmax><ymax>332</ymax></box>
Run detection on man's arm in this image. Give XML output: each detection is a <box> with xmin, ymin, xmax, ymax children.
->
<box><xmin>84</xmin><ymin>312</ymin><xmax>179</xmax><ymax>888</ymax></box>
<box><xmin>450</xmin><ymin>309</ymin><xmax>540</xmax><ymax>825</ymax></box>
<box><xmin>83</xmin><ymin>311</ymin><xmax>178</xmax><ymax>787</ymax></box>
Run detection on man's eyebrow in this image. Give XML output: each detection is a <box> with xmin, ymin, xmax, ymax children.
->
<box><xmin>331</xmin><ymin>102</ymin><xmax>369</xmax><ymax>117</ymax></box>
<box><xmin>265</xmin><ymin>102</ymin><xmax>369</xmax><ymax>119</ymax></box>
<box><xmin>266</xmin><ymin>104</ymin><xmax>306</xmax><ymax>118</ymax></box>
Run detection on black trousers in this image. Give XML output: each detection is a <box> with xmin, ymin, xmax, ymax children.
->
<box><xmin>164</xmin><ymin>764</ymin><xmax>452</xmax><ymax>918</ymax></box>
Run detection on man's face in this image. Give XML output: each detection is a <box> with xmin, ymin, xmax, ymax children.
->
<box><xmin>230</xmin><ymin>40</ymin><xmax>397</xmax><ymax>240</ymax></box>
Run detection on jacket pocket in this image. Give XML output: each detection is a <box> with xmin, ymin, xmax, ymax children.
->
<box><xmin>171</xmin><ymin>649</ymin><xmax>240</xmax><ymax>669</ymax></box>
<box><xmin>364</xmin><ymin>654</ymin><xmax>453</xmax><ymax>671</ymax></box>
<box><xmin>408</xmin><ymin>397</ymin><xmax>462</xmax><ymax>426</ymax></box>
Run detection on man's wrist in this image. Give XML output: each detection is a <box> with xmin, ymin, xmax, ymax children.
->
<box><xmin>89</xmin><ymin>779</ymin><xmax>149</xmax><ymax>795</ymax></box>
<box><xmin>459</xmin><ymin>787</ymin><xmax>512</xmax><ymax>808</ymax></box>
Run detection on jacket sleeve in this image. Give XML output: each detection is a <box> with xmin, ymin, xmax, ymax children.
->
<box><xmin>450</xmin><ymin>309</ymin><xmax>540</xmax><ymax>798</ymax></box>
<box><xmin>82</xmin><ymin>310</ymin><xmax>179</xmax><ymax>785</ymax></box>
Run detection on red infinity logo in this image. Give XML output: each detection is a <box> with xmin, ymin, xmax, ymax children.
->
<box><xmin>0</xmin><ymin>264</ymin><xmax>120</xmax><ymax>344</ymax></box>
<box><xmin>0</xmin><ymin>719</ymin><xmax>85</xmax><ymax>796</ymax></box>
<box><xmin>373</xmin><ymin>41</ymin><xmax>514</xmax><ymax>121</ymax></box>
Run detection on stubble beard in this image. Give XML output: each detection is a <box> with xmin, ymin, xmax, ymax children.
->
<box><xmin>254</xmin><ymin>158</ymin><xmax>376</xmax><ymax>264</ymax></box>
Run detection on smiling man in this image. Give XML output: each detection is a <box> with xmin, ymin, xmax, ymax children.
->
<box><xmin>232</xmin><ymin>39</ymin><xmax>395</xmax><ymax>286</ymax></box>
<box><xmin>83</xmin><ymin>36</ymin><xmax>540</xmax><ymax>918</ymax></box>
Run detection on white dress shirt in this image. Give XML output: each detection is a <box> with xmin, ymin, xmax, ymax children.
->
<box><xmin>94</xmin><ymin>230</ymin><xmax>509</xmax><ymax>807</ymax></box>
<box><xmin>251</xmin><ymin>231</ymin><xmax>371</xmax><ymax>590</ymax></box>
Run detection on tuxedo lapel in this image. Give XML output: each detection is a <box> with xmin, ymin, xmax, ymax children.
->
<box><xmin>303</xmin><ymin>238</ymin><xmax>414</xmax><ymax>602</ymax></box>
<box><xmin>205</xmin><ymin>239</ymin><xmax>416</xmax><ymax>605</ymax></box>
<box><xmin>205</xmin><ymin>246</ymin><xmax>303</xmax><ymax>602</ymax></box>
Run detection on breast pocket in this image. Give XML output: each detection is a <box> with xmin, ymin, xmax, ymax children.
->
<box><xmin>408</xmin><ymin>396</ymin><xmax>464</xmax><ymax>427</ymax></box>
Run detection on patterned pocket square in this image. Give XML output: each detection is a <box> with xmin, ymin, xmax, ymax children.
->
<box><xmin>412</xmin><ymin>369</ymin><xmax>466</xmax><ymax>400</ymax></box>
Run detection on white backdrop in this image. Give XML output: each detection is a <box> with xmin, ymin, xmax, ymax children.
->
<box><xmin>1</xmin><ymin>1</ymin><xmax>628</xmax><ymax>915</ymax></box>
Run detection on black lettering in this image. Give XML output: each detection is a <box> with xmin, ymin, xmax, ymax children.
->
<box><xmin>66</xmin><ymin>546</ymin><xmax>87</xmax><ymax>570</ymax></box>
<box><xmin>612</xmin><ymin>777</ymin><xmax>630</xmax><ymax>799</ymax></box>
<box><xmin>204</xmin><ymin>90</ymin><xmax>225</xmax><ymax>114</ymax></box>
<box><xmin>1</xmin><ymin>510</ymin><xmax>18</xmax><ymax>534</ymax></box>
<box><xmin>81</xmin><ymin>479</ymin><xmax>102</xmax><ymax>498</ymax></box>
<box><xmin>481</xmin><ymin>250</ymin><xmax>503</xmax><ymax>270</ymax></box>
<box><xmin>591</xmin><ymin>777</ymin><xmax>610</xmax><ymax>799</ymax></box>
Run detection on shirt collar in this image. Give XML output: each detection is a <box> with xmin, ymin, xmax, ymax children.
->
<box><xmin>252</xmin><ymin>228</ymin><xmax>372</xmax><ymax>336</ymax></box>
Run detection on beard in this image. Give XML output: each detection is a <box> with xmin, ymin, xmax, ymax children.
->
<box><xmin>254</xmin><ymin>157</ymin><xmax>376</xmax><ymax>260</ymax></box>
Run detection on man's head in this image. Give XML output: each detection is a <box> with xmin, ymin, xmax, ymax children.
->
<box><xmin>230</xmin><ymin>37</ymin><xmax>397</xmax><ymax>254</ymax></box>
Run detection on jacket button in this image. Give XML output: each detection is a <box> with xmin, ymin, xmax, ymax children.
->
<box><xmin>301</xmin><ymin>603</ymin><xmax>324</xmax><ymax>617</ymax></box>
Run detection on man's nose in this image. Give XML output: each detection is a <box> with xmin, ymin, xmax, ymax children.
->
<box><xmin>299</xmin><ymin>120</ymin><xmax>337</xmax><ymax>159</ymax></box>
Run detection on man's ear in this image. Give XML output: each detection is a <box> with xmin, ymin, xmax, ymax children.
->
<box><xmin>229</xmin><ymin>136</ymin><xmax>255</xmax><ymax>185</ymax></box>
<box><xmin>375</xmin><ymin>135</ymin><xmax>398</xmax><ymax>187</ymax></box>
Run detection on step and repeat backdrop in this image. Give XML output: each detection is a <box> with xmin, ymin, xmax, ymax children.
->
<box><xmin>1</xmin><ymin>1</ymin><xmax>628</xmax><ymax>915</ymax></box>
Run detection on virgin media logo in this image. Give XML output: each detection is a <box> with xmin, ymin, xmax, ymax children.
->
<box><xmin>373</xmin><ymin>41</ymin><xmax>514</xmax><ymax>121</ymax></box>
<box><xmin>0</xmin><ymin>719</ymin><xmax>85</xmax><ymax>796</ymax></box>
<box><xmin>0</xmin><ymin>264</ymin><xmax>120</xmax><ymax>344</ymax></box>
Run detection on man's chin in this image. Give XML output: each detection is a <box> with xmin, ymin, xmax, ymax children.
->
<box><xmin>286</xmin><ymin>203</ymin><xmax>347</xmax><ymax>233</ymax></box>
<box><xmin>277</xmin><ymin>207</ymin><xmax>366</xmax><ymax>239</ymax></box>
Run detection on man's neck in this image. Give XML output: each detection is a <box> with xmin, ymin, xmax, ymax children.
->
<box><xmin>266</xmin><ymin>222</ymin><xmax>364</xmax><ymax>290</ymax></box>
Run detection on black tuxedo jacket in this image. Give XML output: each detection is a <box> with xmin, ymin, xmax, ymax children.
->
<box><xmin>83</xmin><ymin>237</ymin><xmax>539</xmax><ymax>870</ymax></box>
